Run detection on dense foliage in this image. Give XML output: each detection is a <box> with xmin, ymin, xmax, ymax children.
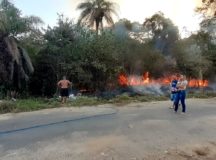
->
<box><xmin>1</xmin><ymin>0</ymin><xmax>216</xmax><ymax>97</ymax></box>
<box><xmin>0</xmin><ymin>0</ymin><xmax>42</xmax><ymax>97</ymax></box>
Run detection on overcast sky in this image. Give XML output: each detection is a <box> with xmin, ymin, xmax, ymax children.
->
<box><xmin>11</xmin><ymin>0</ymin><xmax>203</xmax><ymax>36</ymax></box>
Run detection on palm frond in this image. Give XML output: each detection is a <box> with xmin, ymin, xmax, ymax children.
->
<box><xmin>77</xmin><ymin>0</ymin><xmax>118</xmax><ymax>30</ymax></box>
<box><xmin>77</xmin><ymin>2</ymin><xmax>92</xmax><ymax>10</ymax></box>
<box><xmin>78</xmin><ymin>8</ymin><xmax>94</xmax><ymax>26</ymax></box>
<box><xmin>104</xmin><ymin>12</ymin><xmax>114</xmax><ymax>25</ymax></box>
<box><xmin>104</xmin><ymin>8</ymin><xmax>118</xmax><ymax>17</ymax></box>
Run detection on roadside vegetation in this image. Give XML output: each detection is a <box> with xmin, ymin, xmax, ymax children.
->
<box><xmin>1</xmin><ymin>92</ymin><xmax>216</xmax><ymax>114</ymax></box>
<box><xmin>1</xmin><ymin>0</ymin><xmax>216</xmax><ymax>114</ymax></box>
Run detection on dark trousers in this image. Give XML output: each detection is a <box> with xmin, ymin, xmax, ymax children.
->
<box><xmin>174</xmin><ymin>90</ymin><xmax>186</xmax><ymax>112</ymax></box>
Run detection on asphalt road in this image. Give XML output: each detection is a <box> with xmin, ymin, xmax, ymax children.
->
<box><xmin>0</xmin><ymin>98</ymin><xmax>216</xmax><ymax>160</ymax></box>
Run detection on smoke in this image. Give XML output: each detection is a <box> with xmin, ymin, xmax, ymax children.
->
<box><xmin>209</xmin><ymin>83</ymin><xmax>216</xmax><ymax>92</ymax></box>
<box><xmin>129</xmin><ymin>83</ymin><xmax>167</xmax><ymax>96</ymax></box>
<box><xmin>100</xmin><ymin>80</ymin><xmax>216</xmax><ymax>100</ymax></box>
<box><xmin>113</xmin><ymin>21</ymin><xmax>128</xmax><ymax>38</ymax></box>
<box><xmin>126</xmin><ymin>83</ymin><xmax>216</xmax><ymax>96</ymax></box>
<box><xmin>131</xmin><ymin>22</ymin><xmax>142</xmax><ymax>32</ymax></box>
<box><xmin>113</xmin><ymin>20</ymin><xmax>146</xmax><ymax>41</ymax></box>
<box><xmin>155</xmin><ymin>33</ymin><xmax>166</xmax><ymax>53</ymax></box>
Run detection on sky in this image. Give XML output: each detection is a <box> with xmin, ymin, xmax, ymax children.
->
<box><xmin>11</xmin><ymin>0</ymin><xmax>203</xmax><ymax>36</ymax></box>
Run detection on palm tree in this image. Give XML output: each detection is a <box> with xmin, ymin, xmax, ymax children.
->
<box><xmin>77</xmin><ymin>0</ymin><xmax>117</xmax><ymax>34</ymax></box>
<box><xmin>0</xmin><ymin>0</ymin><xmax>42</xmax><ymax>96</ymax></box>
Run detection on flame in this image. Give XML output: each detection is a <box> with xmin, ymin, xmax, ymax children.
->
<box><xmin>118</xmin><ymin>72</ymin><xmax>209</xmax><ymax>88</ymax></box>
<box><xmin>118</xmin><ymin>74</ymin><xmax>128</xmax><ymax>86</ymax></box>
<box><xmin>143</xmin><ymin>72</ymin><xmax>150</xmax><ymax>84</ymax></box>
<box><xmin>188</xmin><ymin>79</ymin><xmax>209</xmax><ymax>87</ymax></box>
<box><xmin>118</xmin><ymin>72</ymin><xmax>150</xmax><ymax>86</ymax></box>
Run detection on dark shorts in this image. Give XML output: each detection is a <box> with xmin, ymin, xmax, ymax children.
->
<box><xmin>60</xmin><ymin>88</ymin><xmax>69</xmax><ymax>97</ymax></box>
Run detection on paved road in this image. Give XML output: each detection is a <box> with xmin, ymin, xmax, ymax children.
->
<box><xmin>0</xmin><ymin>98</ymin><xmax>216</xmax><ymax>160</ymax></box>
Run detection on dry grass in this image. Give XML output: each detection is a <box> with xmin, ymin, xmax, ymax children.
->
<box><xmin>193</xmin><ymin>147</ymin><xmax>210</xmax><ymax>156</ymax></box>
<box><xmin>144</xmin><ymin>143</ymin><xmax>216</xmax><ymax>160</ymax></box>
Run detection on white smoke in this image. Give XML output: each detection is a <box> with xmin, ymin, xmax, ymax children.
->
<box><xmin>209</xmin><ymin>83</ymin><xmax>216</xmax><ymax>92</ymax></box>
<box><xmin>130</xmin><ymin>83</ymin><xmax>165</xmax><ymax>95</ymax></box>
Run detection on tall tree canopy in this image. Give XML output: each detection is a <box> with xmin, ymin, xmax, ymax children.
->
<box><xmin>0</xmin><ymin>0</ymin><xmax>43</xmax><ymax>37</ymax></box>
<box><xmin>196</xmin><ymin>0</ymin><xmax>216</xmax><ymax>78</ymax></box>
<box><xmin>196</xmin><ymin>0</ymin><xmax>216</xmax><ymax>17</ymax></box>
<box><xmin>172</xmin><ymin>32</ymin><xmax>213</xmax><ymax>79</ymax></box>
<box><xmin>143</xmin><ymin>12</ymin><xmax>179</xmax><ymax>55</ymax></box>
<box><xmin>77</xmin><ymin>0</ymin><xmax>118</xmax><ymax>34</ymax></box>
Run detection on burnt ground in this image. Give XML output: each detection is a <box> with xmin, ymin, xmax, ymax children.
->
<box><xmin>0</xmin><ymin>98</ymin><xmax>216</xmax><ymax>160</ymax></box>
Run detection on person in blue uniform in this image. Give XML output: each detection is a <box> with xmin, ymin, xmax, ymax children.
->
<box><xmin>170</xmin><ymin>75</ymin><xmax>178</xmax><ymax>109</ymax></box>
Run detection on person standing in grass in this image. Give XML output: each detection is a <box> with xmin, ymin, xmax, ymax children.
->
<box><xmin>57</xmin><ymin>76</ymin><xmax>72</xmax><ymax>104</ymax></box>
<box><xmin>174</xmin><ymin>75</ymin><xmax>188</xmax><ymax>113</ymax></box>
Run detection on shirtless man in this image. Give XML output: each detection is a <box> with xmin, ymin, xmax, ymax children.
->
<box><xmin>57</xmin><ymin>76</ymin><xmax>72</xmax><ymax>104</ymax></box>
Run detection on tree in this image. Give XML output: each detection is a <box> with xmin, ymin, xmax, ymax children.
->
<box><xmin>0</xmin><ymin>0</ymin><xmax>43</xmax><ymax>96</ymax></box>
<box><xmin>115</xmin><ymin>19</ymin><xmax>133</xmax><ymax>31</ymax></box>
<box><xmin>143</xmin><ymin>12</ymin><xmax>179</xmax><ymax>55</ymax></box>
<box><xmin>196</xmin><ymin>0</ymin><xmax>216</xmax><ymax>18</ymax></box>
<box><xmin>29</xmin><ymin>14</ymin><xmax>121</xmax><ymax>95</ymax></box>
<box><xmin>196</xmin><ymin>1</ymin><xmax>216</xmax><ymax>78</ymax></box>
<box><xmin>77</xmin><ymin>0</ymin><xmax>117</xmax><ymax>35</ymax></box>
<box><xmin>29</xmin><ymin>54</ymin><xmax>57</xmax><ymax>97</ymax></box>
<box><xmin>171</xmin><ymin>33</ymin><xmax>212</xmax><ymax>79</ymax></box>
<box><xmin>0</xmin><ymin>0</ymin><xmax>43</xmax><ymax>37</ymax></box>
<box><xmin>113</xmin><ymin>19</ymin><xmax>146</xmax><ymax>43</ymax></box>
<box><xmin>192</xmin><ymin>31</ymin><xmax>216</xmax><ymax>78</ymax></box>
<box><xmin>28</xmin><ymin>15</ymin><xmax>77</xmax><ymax>96</ymax></box>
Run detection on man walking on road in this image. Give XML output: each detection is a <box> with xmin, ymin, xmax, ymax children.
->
<box><xmin>57</xmin><ymin>76</ymin><xmax>72</xmax><ymax>104</ymax></box>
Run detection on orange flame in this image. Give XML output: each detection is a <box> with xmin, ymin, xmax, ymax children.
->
<box><xmin>118</xmin><ymin>72</ymin><xmax>209</xmax><ymax>88</ymax></box>
<box><xmin>188</xmin><ymin>79</ymin><xmax>209</xmax><ymax>87</ymax></box>
<box><xmin>118</xmin><ymin>74</ymin><xmax>128</xmax><ymax>86</ymax></box>
<box><xmin>118</xmin><ymin>72</ymin><xmax>150</xmax><ymax>86</ymax></box>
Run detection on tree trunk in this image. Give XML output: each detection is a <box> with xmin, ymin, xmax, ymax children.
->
<box><xmin>199</xmin><ymin>68</ymin><xmax>204</xmax><ymax>93</ymax></box>
<box><xmin>100</xmin><ymin>21</ymin><xmax>103</xmax><ymax>32</ymax></box>
<box><xmin>95</xmin><ymin>19</ymin><xmax>100</xmax><ymax>35</ymax></box>
<box><xmin>198</xmin><ymin>68</ymin><xmax>203</xmax><ymax>81</ymax></box>
<box><xmin>0</xmin><ymin>36</ymin><xmax>34</xmax><ymax>96</ymax></box>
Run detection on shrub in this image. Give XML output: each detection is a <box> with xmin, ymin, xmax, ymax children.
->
<box><xmin>0</xmin><ymin>101</ymin><xmax>16</xmax><ymax>113</ymax></box>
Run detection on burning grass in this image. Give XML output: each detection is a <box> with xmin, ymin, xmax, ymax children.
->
<box><xmin>118</xmin><ymin>72</ymin><xmax>209</xmax><ymax>88</ymax></box>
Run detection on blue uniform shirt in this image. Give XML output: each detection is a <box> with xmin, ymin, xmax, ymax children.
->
<box><xmin>171</xmin><ymin>80</ymin><xmax>178</xmax><ymax>93</ymax></box>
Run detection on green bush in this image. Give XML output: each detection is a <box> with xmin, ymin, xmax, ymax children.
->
<box><xmin>15</xmin><ymin>99</ymin><xmax>60</xmax><ymax>112</ymax></box>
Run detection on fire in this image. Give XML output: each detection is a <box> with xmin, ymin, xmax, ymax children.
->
<box><xmin>118</xmin><ymin>72</ymin><xmax>209</xmax><ymax>88</ymax></box>
<box><xmin>118</xmin><ymin>72</ymin><xmax>150</xmax><ymax>86</ymax></box>
<box><xmin>188</xmin><ymin>79</ymin><xmax>209</xmax><ymax>88</ymax></box>
<box><xmin>118</xmin><ymin>74</ymin><xmax>128</xmax><ymax>86</ymax></box>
